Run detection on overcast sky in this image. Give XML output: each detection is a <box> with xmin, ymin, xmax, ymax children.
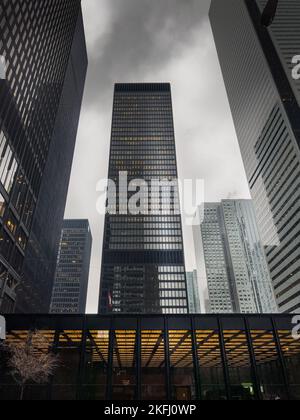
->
<box><xmin>65</xmin><ymin>0</ymin><xmax>251</xmax><ymax>313</ymax></box>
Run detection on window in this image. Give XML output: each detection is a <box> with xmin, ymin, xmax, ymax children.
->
<box><xmin>52</xmin><ymin>330</ymin><xmax>82</xmax><ymax>400</ymax></box>
<box><xmin>141</xmin><ymin>329</ymin><xmax>167</xmax><ymax>400</ymax></box>
<box><xmin>82</xmin><ymin>330</ymin><xmax>109</xmax><ymax>400</ymax></box>
<box><xmin>249</xmin><ymin>318</ymin><xmax>286</xmax><ymax>400</ymax></box>
<box><xmin>169</xmin><ymin>330</ymin><xmax>196</xmax><ymax>400</ymax></box>
<box><xmin>276</xmin><ymin>320</ymin><xmax>300</xmax><ymax>400</ymax></box>
<box><xmin>0</xmin><ymin>193</ymin><xmax>5</xmax><ymax>218</ymax></box>
<box><xmin>112</xmin><ymin>330</ymin><xmax>137</xmax><ymax>400</ymax></box>
<box><xmin>0</xmin><ymin>131</ymin><xmax>18</xmax><ymax>193</ymax></box>
<box><xmin>222</xmin><ymin>319</ymin><xmax>254</xmax><ymax>400</ymax></box>
<box><xmin>6</xmin><ymin>212</ymin><xmax>17</xmax><ymax>235</ymax></box>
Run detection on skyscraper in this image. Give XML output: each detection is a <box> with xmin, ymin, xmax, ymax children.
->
<box><xmin>0</xmin><ymin>1</ymin><xmax>87</xmax><ymax>312</ymax></box>
<box><xmin>210</xmin><ymin>0</ymin><xmax>300</xmax><ymax>313</ymax></box>
<box><xmin>50</xmin><ymin>220</ymin><xmax>92</xmax><ymax>314</ymax></box>
<box><xmin>193</xmin><ymin>200</ymin><xmax>278</xmax><ymax>314</ymax></box>
<box><xmin>186</xmin><ymin>270</ymin><xmax>201</xmax><ymax>314</ymax></box>
<box><xmin>99</xmin><ymin>83</ymin><xmax>188</xmax><ymax>315</ymax></box>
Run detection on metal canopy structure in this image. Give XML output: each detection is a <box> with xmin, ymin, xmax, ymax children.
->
<box><xmin>0</xmin><ymin>314</ymin><xmax>299</xmax><ymax>400</ymax></box>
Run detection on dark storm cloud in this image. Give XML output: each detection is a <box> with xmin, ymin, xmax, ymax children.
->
<box><xmin>84</xmin><ymin>0</ymin><xmax>209</xmax><ymax>108</ymax></box>
<box><xmin>66</xmin><ymin>0</ymin><xmax>251</xmax><ymax>312</ymax></box>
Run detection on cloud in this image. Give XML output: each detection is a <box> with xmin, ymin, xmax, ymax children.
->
<box><xmin>66</xmin><ymin>0</ymin><xmax>250</xmax><ymax>313</ymax></box>
<box><xmin>82</xmin><ymin>0</ymin><xmax>209</xmax><ymax>109</ymax></box>
<box><xmin>82</xmin><ymin>0</ymin><xmax>114</xmax><ymax>52</ymax></box>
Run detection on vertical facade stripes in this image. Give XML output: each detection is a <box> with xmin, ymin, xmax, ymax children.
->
<box><xmin>210</xmin><ymin>0</ymin><xmax>300</xmax><ymax>313</ymax></box>
<box><xmin>194</xmin><ymin>200</ymin><xmax>278</xmax><ymax>314</ymax></box>
<box><xmin>195</xmin><ymin>203</ymin><xmax>235</xmax><ymax>313</ymax></box>
<box><xmin>50</xmin><ymin>220</ymin><xmax>92</xmax><ymax>314</ymax></box>
<box><xmin>19</xmin><ymin>8</ymin><xmax>88</xmax><ymax>313</ymax></box>
<box><xmin>99</xmin><ymin>83</ymin><xmax>188</xmax><ymax>315</ymax></box>
<box><xmin>0</xmin><ymin>0</ymin><xmax>87</xmax><ymax>312</ymax></box>
<box><xmin>256</xmin><ymin>0</ymin><xmax>300</xmax><ymax>107</ymax></box>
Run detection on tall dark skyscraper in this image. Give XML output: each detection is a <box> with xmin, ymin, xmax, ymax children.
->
<box><xmin>0</xmin><ymin>1</ymin><xmax>87</xmax><ymax>313</ymax></box>
<box><xmin>50</xmin><ymin>220</ymin><xmax>92</xmax><ymax>314</ymax></box>
<box><xmin>99</xmin><ymin>83</ymin><xmax>188</xmax><ymax>315</ymax></box>
<box><xmin>210</xmin><ymin>0</ymin><xmax>300</xmax><ymax>313</ymax></box>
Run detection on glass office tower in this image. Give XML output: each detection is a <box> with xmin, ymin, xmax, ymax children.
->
<box><xmin>0</xmin><ymin>1</ymin><xmax>87</xmax><ymax>312</ymax></box>
<box><xmin>50</xmin><ymin>220</ymin><xmax>92</xmax><ymax>314</ymax></box>
<box><xmin>194</xmin><ymin>200</ymin><xmax>278</xmax><ymax>314</ymax></box>
<box><xmin>210</xmin><ymin>0</ymin><xmax>300</xmax><ymax>313</ymax></box>
<box><xmin>99</xmin><ymin>83</ymin><xmax>188</xmax><ymax>314</ymax></box>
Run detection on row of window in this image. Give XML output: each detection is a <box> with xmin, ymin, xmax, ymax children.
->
<box><xmin>109</xmin><ymin>244</ymin><xmax>184</xmax><ymax>250</ymax></box>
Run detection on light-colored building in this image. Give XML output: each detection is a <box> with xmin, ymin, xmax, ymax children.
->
<box><xmin>186</xmin><ymin>270</ymin><xmax>201</xmax><ymax>313</ymax></box>
<box><xmin>193</xmin><ymin>200</ymin><xmax>278</xmax><ymax>314</ymax></box>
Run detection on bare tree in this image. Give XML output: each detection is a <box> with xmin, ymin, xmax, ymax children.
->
<box><xmin>4</xmin><ymin>330</ymin><xmax>59</xmax><ymax>400</ymax></box>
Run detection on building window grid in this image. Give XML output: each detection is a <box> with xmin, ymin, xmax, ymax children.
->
<box><xmin>0</xmin><ymin>0</ymin><xmax>81</xmax><ymax>306</ymax></box>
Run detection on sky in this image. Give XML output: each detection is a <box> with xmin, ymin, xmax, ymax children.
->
<box><xmin>65</xmin><ymin>0</ymin><xmax>251</xmax><ymax>313</ymax></box>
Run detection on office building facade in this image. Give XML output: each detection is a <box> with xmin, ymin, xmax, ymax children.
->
<box><xmin>0</xmin><ymin>0</ymin><xmax>87</xmax><ymax>312</ymax></box>
<box><xmin>50</xmin><ymin>220</ymin><xmax>92</xmax><ymax>314</ymax></box>
<box><xmin>194</xmin><ymin>200</ymin><xmax>278</xmax><ymax>314</ymax></box>
<box><xmin>210</xmin><ymin>0</ymin><xmax>300</xmax><ymax>313</ymax></box>
<box><xmin>186</xmin><ymin>271</ymin><xmax>201</xmax><ymax>314</ymax></box>
<box><xmin>0</xmin><ymin>313</ymin><xmax>299</xmax><ymax>400</ymax></box>
<box><xmin>99</xmin><ymin>83</ymin><xmax>188</xmax><ymax>315</ymax></box>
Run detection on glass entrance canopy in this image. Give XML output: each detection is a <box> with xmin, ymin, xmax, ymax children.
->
<box><xmin>0</xmin><ymin>314</ymin><xmax>299</xmax><ymax>400</ymax></box>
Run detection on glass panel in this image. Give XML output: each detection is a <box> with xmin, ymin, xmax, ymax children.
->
<box><xmin>169</xmin><ymin>330</ymin><xmax>196</xmax><ymax>400</ymax></box>
<box><xmin>141</xmin><ymin>330</ymin><xmax>167</xmax><ymax>400</ymax></box>
<box><xmin>0</xmin><ymin>231</ymin><xmax>14</xmax><ymax>261</ymax></box>
<box><xmin>52</xmin><ymin>330</ymin><xmax>82</xmax><ymax>400</ymax></box>
<box><xmin>22</xmin><ymin>190</ymin><xmax>34</xmax><ymax>229</ymax></box>
<box><xmin>196</xmin><ymin>329</ymin><xmax>226</xmax><ymax>400</ymax></box>
<box><xmin>17</xmin><ymin>228</ymin><xmax>27</xmax><ymax>251</ymax></box>
<box><xmin>278</xmin><ymin>330</ymin><xmax>300</xmax><ymax>400</ymax></box>
<box><xmin>11</xmin><ymin>169</ymin><xmax>27</xmax><ymax>215</ymax></box>
<box><xmin>0</xmin><ymin>134</ymin><xmax>17</xmax><ymax>194</ymax></box>
<box><xmin>82</xmin><ymin>330</ymin><xmax>109</xmax><ymax>400</ymax></box>
<box><xmin>112</xmin><ymin>330</ymin><xmax>137</xmax><ymax>400</ymax></box>
<box><xmin>6</xmin><ymin>211</ymin><xmax>17</xmax><ymax>235</ymax></box>
<box><xmin>223</xmin><ymin>329</ymin><xmax>254</xmax><ymax>400</ymax></box>
<box><xmin>250</xmin><ymin>329</ymin><xmax>287</xmax><ymax>400</ymax></box>
<box><xmin>0</xmin><ymin>193</ymin><xmax>5</xmax><ymax>218</ymax></box>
